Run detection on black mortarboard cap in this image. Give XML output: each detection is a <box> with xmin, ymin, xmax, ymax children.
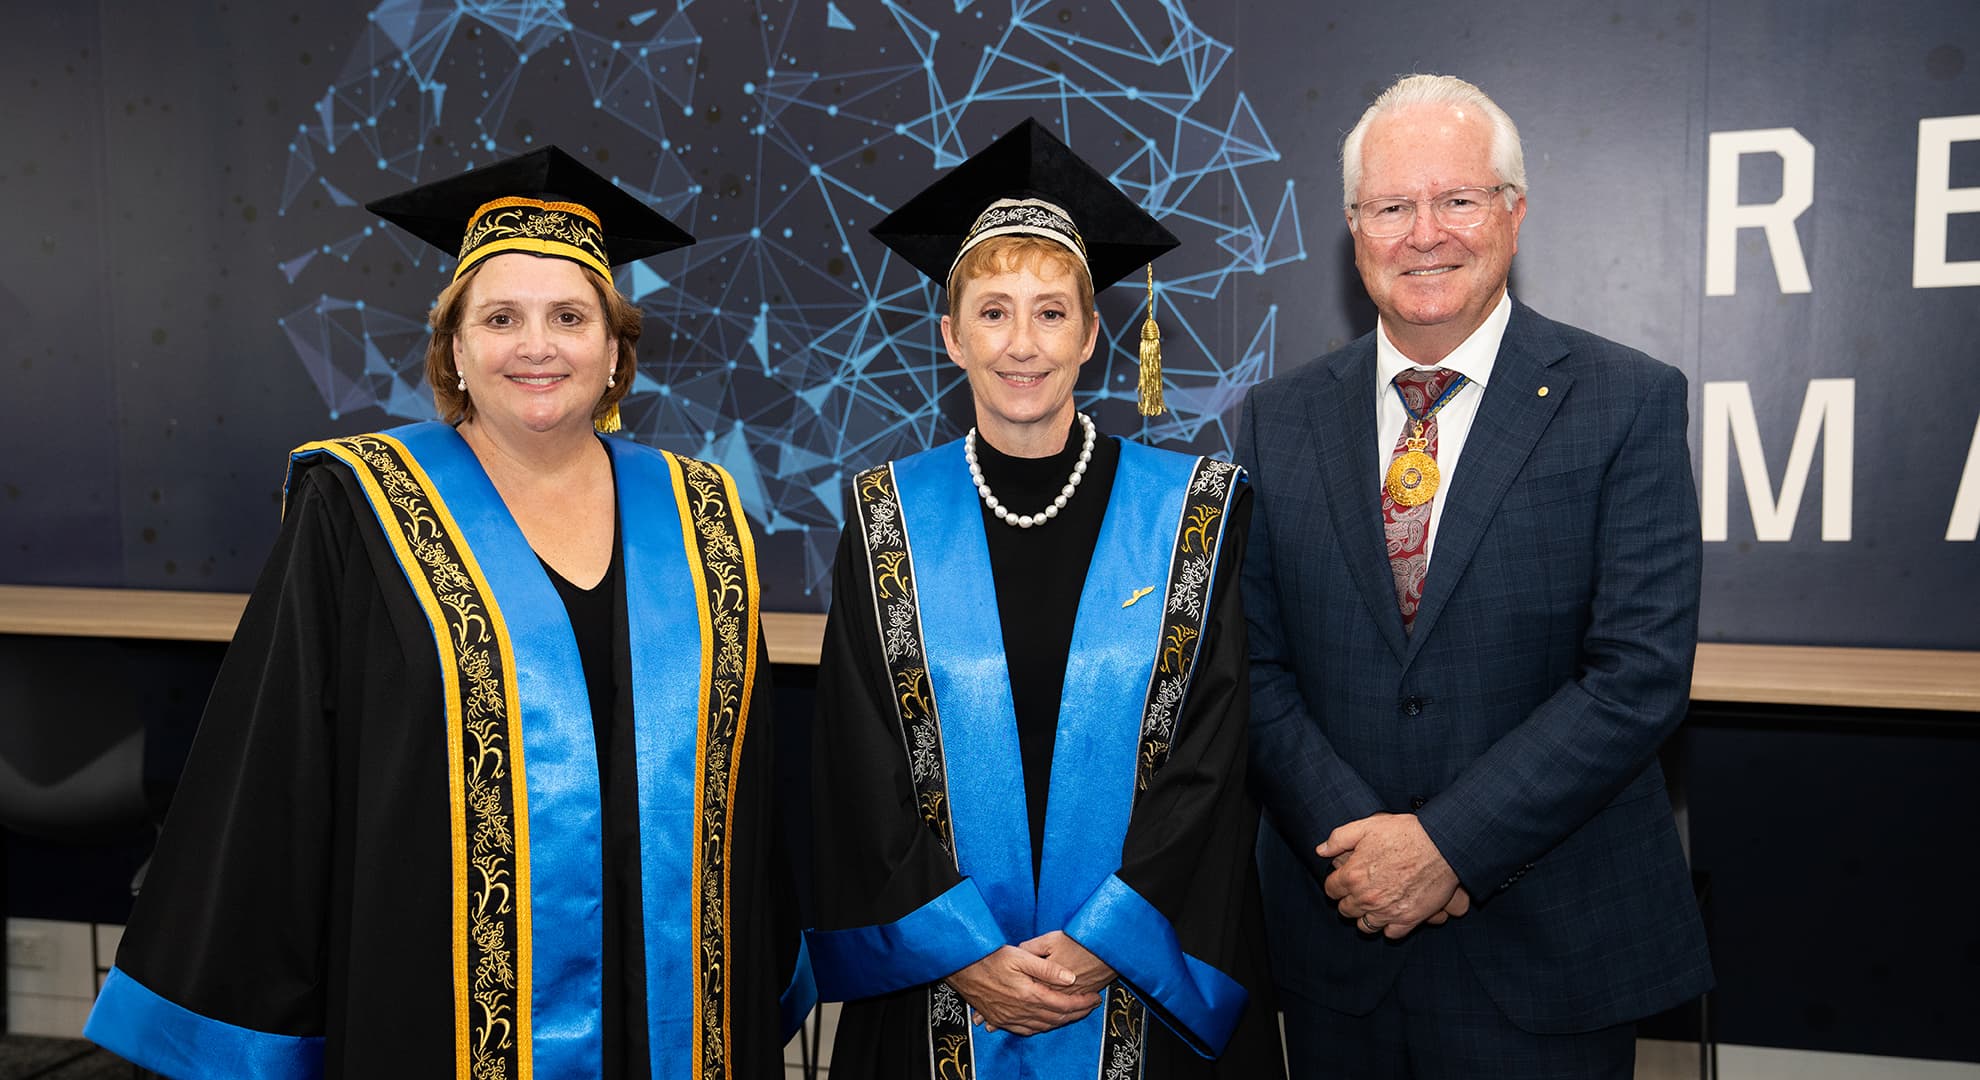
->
<box><xmin>365</xmin><ymin>145</ymin><xmax>694</xmax><ymax>281</ymax></box>
<box><xmin>869</xmin><ymin>118</ymin><xmax>1179</xmax><ymax>292</ymax></box>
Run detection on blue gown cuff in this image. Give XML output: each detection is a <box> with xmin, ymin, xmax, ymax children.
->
<box><xmin>1063</xmin><ymin>873</ymin><xmax>1248</xmax><ymax>1057</ymax></box>
<box><xmin>85</xmin><ymin>966</ymin><xmax>325</xmax><ymax>1079</ymax></box>
<box><xmin>779</xmin><ymin>935</ymin><xmax>818</xmax><ymax>1040</ymax></box>
<box><xmin>806</xmin><ymin>878</ymin><xmax>1005</xmax><ymax>1001</ymax></box>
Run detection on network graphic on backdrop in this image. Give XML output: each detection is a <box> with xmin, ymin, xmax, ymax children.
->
<box><xmin>272</xmin><ymin>0</ymin><xmax>1304</xmax><ymax>598</ymax></box>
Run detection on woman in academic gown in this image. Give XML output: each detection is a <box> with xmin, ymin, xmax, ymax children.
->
<box><xmin>84</xmin><ymin>147</ymin><xmax>809</xmax><ymax>1079</ymax></box>
<box><xmin>806</xmin><ymin>119</ymin><xmax>1284</xmax><ymax>1079</ymax></box>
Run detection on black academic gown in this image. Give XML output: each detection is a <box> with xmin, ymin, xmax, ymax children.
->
<box><xmin>94</xmin><ymin>453</ymin><xmax>796</xmax><ymax>1079</ymax></box>
<box><xmin>811</xmin><ymin>423</ymin><xmax>1283</xmax><ymax>1079</ymax></box>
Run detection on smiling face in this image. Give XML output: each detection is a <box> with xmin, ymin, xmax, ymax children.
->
<box><xmin>940</xmin><ymin>244</ymin><xmax>1099</xmax><ymax>457</ymax></box>
<box><xmin>450</xmin><ymin>253</ymin><xmax>619</xmax><ymax>440</ymax></box>
<box><xmin>1350</xmin><ymin>101</ymin><xmax>1526</xmax><ymax>363</ymax></box>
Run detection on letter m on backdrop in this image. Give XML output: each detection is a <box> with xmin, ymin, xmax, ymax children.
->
<box><xmin>1701</xmin><ymin>379</ymin><xmax>1855</xmax><ymax>541</ymax></box>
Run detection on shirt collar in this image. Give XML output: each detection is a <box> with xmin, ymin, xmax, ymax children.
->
<box><xmin>1374</xmin><ymin>290</ymin><xmax>1514</xmax><ymax>393</ymax></box>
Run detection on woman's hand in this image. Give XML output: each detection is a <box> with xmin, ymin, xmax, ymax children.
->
<box><xmin>1016</xmin><ymin>930</ymin><xmax>1117</xmax><ymax>996</ymax></box>
<box><xmin>947</xmin><ymin>945</ymin><xmax>1103</xmax><ymax>1035</ymax></box>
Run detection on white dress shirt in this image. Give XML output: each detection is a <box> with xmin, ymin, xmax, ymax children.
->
<box><xmin>1373</xmin><ymin>290</ymin><xmax>1514</xmax><ymax>563</ymax></box>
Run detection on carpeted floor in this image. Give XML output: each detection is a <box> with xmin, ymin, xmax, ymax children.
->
<box><xmin>0</xmin><ymin>1036</ymin><xmax>139</xmax><ymax>1079</ymax></box>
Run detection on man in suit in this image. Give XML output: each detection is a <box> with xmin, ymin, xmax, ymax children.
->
<box><xmin>1237</xmin><ymin>73</ymin><xmax>1712</xmax><ymax>1077</ymax></box>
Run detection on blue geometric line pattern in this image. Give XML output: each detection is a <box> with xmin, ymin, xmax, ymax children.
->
<box><xmin>272</xmin><ymin>0</ymin><xmax>1304</xmax><ymax>605</ymax></box>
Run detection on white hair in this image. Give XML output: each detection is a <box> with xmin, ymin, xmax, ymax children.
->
<box><xmin>1340</xmin><ymin>74</ymin><xmax>1527</xmax><ymax>210</ymax></box>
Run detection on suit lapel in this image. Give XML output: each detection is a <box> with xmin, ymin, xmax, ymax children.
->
<box><xmin>1312</xmin><ymin>339</ymin><xmax>1411</xmax><ymax>663</ymax></box>
<box><xmin>1403</xmin><ymin>302</ymin><xmax>1571</xmax><ymax>667</ymax></box>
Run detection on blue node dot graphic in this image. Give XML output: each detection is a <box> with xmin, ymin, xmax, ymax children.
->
<box><xmin>272</xmin><ymin>0</ymin><xmax>1302</xmax><ymax>604</ymax></box>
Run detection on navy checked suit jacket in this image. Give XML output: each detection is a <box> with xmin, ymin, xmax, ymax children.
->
<box><xmin>1237</xmin><ymin>300</ymin><xmax>1713</xmax><ymax>1034</ymax></box>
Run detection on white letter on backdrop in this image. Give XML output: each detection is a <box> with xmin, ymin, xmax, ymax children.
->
<box><xmin>1948</xmin><ymin>413</ymin><xmax>1980</xmax><ymax>541</ymax></box>
<box><xmin>1701</xmin><ymin>379</ymin><xmax>1853</xmax><ymax>542</ymax></box>
<box><xmin>1705</xmin><ymin>128</ymin><xmax>1815</xmax><ymax>297</ymax></box>
<box><xmin>1914</xmin><ymin>114</ymin><xmax>1980</xmax><ymax>289</ymax></box>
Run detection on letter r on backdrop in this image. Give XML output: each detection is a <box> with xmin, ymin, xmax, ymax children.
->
<box><xmin>1705</xmin><ymin>128</ymin><xmax>1815</xmax><ymax>297</ymax></box>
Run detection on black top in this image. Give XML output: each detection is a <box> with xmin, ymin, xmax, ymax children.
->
<box><xmin>970</xmin><ymin>418</ymin><xmax>1121</xmax><ymax>880</ymax></box>
<box><xmin>538</xmin><ymin>522</ymin><xmax>621</xmax><ymax>762</ymax></box>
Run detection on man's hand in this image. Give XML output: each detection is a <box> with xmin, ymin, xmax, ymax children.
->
<box><xmin>1316</xmin><ymin>812</ymin><xmax>1462</xmax><ymax>940</ymax></box>
<box><xmin>947</xmin><ymin>945</ymin><xmax>1103</xmax><ymax>1035</ymax></box>
<box><xmin>1423</xmin><ymin>886</ymin><xmax>1472</xmax><ymax>927</ymax></box>
<box><xmin>1017</xmin><ymin>930</ymin><xmax>1117</xmax><ymax>996</ymax></box>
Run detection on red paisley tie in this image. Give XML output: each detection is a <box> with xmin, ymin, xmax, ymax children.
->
<box><xmin>1384</xmin><ymin>367</ymin><xmax>1464</xmax><ymax>633</ymax></box>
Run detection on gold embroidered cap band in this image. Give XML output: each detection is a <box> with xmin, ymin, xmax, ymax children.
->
<box><xmin>365</xmin><ymin>145</ymin><xmax>695</xmax><ymax>282</ymax></box>
<box><xmin>453</xmin><ymin>195</ymin><xmax>611</xmax><ymax>282</ymax></box>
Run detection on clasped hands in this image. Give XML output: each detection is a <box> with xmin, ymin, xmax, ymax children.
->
<box><xmin>943</xmin><ymin>813</ymin><xmax>1466</xmax><ymax>1033</ymax></box>
<box><xmin>946</xmin><ymin>931</ymin><xmax>1115</xmax><ymax>1036</ymax></box>
<box><xmin>1317</xmin><ymin>812</ymin><xmax>1471</xmax><ymax>940</ymax></box>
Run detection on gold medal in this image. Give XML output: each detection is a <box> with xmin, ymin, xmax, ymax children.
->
<box><xmin>1385</xmin><ymin>428</ymin><xmax>1440</xmax><ymax>506</ymax></box>
<box><xmin>1386</xmin><ymin>374</ymin><xmax>1467</xmax><ymax>507</ymax></box>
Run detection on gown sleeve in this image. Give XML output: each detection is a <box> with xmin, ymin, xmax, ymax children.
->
<box><xmin>1061</xmin><ymin>490</ymin><xmax>1281</xmax><ymax>1066</ymax></box>
<box><xmin>84</xmin><ymin>464</ymin><xmax>362</xmax><ymax>1079</ymax></box>
<box><xmin>723</xmin><ymin>618</ymin><xmax>814</xmax><ymax>1075</ymax></box>
<box><xmin>752</xmin><ymin>627</ymin><xmax>814</xmax><ymax>1043</ymax></box>
<box><xmin>804</xmin><ymin>523</ymin><xmax>1005</xmax><ymax>1003</ymax></box>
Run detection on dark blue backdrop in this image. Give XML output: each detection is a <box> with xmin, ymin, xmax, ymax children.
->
<box><xmin>4</xmin><ymin>0</ymin><xmax>1977</xmax><ymax>642</ymax></box>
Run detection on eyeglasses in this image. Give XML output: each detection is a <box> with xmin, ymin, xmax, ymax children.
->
<box><xmin>1349</xmin><ymin>185</ymin><xmax>1514</xmax><ymax>238</ymax></box>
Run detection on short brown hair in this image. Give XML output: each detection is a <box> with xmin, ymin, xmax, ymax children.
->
<box><xmin>425</xmin><ymin>259</ymin><xmax>644</xmax><ymax>426</ymax></box>
<box><xmin>945</xmin><ymin>234</ymin><xmax>1095</xmax><ymax>329</ymax></box>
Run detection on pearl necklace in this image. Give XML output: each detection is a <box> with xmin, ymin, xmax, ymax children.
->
<box><xmin>965</xmin><ymin>413</ymin><xmax>1096</xmax><ymax>529</ymax></box>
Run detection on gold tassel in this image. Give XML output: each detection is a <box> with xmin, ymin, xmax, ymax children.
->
<box><xmin>595</xmin><ymin>401</ymin><xmax>622</xmax><ymax>433</ymax></box>
<box><xmin>1137</xmin><ymin>263</ymin><xmax>1165</xmax><ymax>416</ymax></box>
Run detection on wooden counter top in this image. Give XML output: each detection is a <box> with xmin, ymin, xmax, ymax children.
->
<box><xmin>1687</xmin><ymin>642</ymin><xmax>1980</xmax><ymax>713</ymax></box>
<box><xmin>5</xmin><ymin>586</ymin><xmax>1977</xmax><ymax>711</ymax></box>
<box><xmin>0</xmin><ymin>585</ymin><xmax>248</xmax><ymax>644</ymax></box>
<box><xmin>0</xmin><ymin>584</ymin><xmax>828</xmax><ymax>668</ymax></box>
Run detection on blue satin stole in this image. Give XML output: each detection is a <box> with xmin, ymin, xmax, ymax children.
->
<box><xmin>346</xmin><ymin>424</ymin><xmax>706</xmax><ymax>1075</ymax></box>
<box><xmin>391</xmin><ymin>422</ymin><xmax>717</xmax><ymax>1076</ymax></box>
<box><xmin>888</xmin><ymin>437</ymin><xmax>1240</xmax><ymax>1073</ymax></box>
<box><xmin>388</xmin><ymin>427</ymin><xmax>783</xmax><ymax>1069</ymax></box>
